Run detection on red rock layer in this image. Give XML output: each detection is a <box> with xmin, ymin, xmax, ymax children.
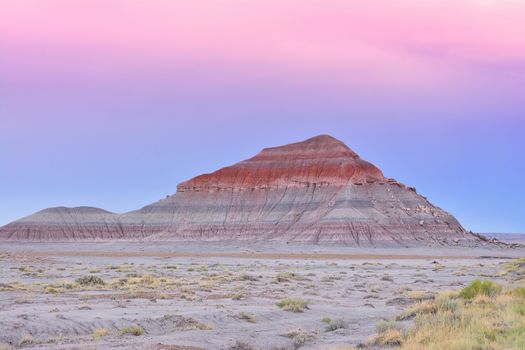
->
<box><xmin>177</xmin><ymin>135</ymin><xmax>384</xmax><ymax>191</ymax></box>
<box><xmin>0</xmin><ymin>135</ymin><xmax>482</xmax><ymax>246</ymax></box>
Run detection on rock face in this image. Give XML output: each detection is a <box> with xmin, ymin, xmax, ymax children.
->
<box><xmin>0</xmin><ymin>207</ymin><xmax>124</xmax><ymax>240</ymax></box>
<box><xmin>0</xmin><ymin>135</ymin><xmax>479</xmax><ymax>245</ymax></box>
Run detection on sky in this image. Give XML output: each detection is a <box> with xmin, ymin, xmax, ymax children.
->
<box><xmin>1</xmin><ymin>0</ymin><xmax>524</xmax><ymax>233</ymax></box>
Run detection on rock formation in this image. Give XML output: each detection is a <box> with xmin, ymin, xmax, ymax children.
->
<box><xmin>0</xmin><ymin>207</ymin><xmax>123</xmax><ymax>240</ymax></box>
<box><xmin>0</xmin><ymin>135</ymin><xmax>480</xmax><ymax>245</ymax></box>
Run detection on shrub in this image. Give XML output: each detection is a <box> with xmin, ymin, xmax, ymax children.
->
<box><xmin>276</xmin><ymin>298</ymin><xmax>309</xmax><ymax>312</ymax></box>
<box><xmin>381</xmin><ymin>274</ymin><xmax>394</xmax><ymax>282</ymax></box>
<box><xmin>282</xmin><ymin>329</ymin><xmax>310</xmax><ymax>349</ymax></box>
<box><xmin>92</xmin><ymin>327</ymin><xmax>109</xmax><ymax>338</ymax></box>
<box><xmin>238</xmin><ymin>312</ymin><xmax>256</xmax><ymax>323</ymax></box>
<box><xmin>18</xmin><ymin>335</ymin><xmax>34</xmax><ymax>347</ymax></box>
<box><xmin>276</xmin><ymin>272</ymin><xmax>302</xmax><ymax>282</ymax></box>
<box><xmin>119</xmin><ymin>326</ymin><xmax>144</xmax><ymax>336</ymax></box>
<box><xmin>459</xmin><ymin>279</ymin><xmax>501</xmax><ymax>299</ymax></box>
<box><xmin>232</xmin><ymin>293</ymin><xmax>243</xmax><ymax>300</ymax></box>
<box><xmin>321</xmin><ymin>316</ymin><xmax>332</xmax><ymax>323</ymax></box>
<box><xmin>325</xmin><ymin>318</ymin><xmax>346</xmax><ymax>332</ymax></box>
<box><xmin>75</xmin><ymin>275</ymin><xmax>105</xmax><ymax>286</ymax></box>
<box><xmin>229</xmin><ymin>341</ymin><xmax>257</xmax><ymax>350</ymax></box>
<box><xmin>44</xmin><ymin>286</ymin><xmax>58</xmax><ymax>294</ymax></box>
<box><xmin>238</xmin><ymin>274</ymin><xmax>259</xmax><ymax>281</ymax></box>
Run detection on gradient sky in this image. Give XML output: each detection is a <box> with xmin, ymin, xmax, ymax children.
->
<box><xmin>1</xmin><ymin>0</ymin><xmax>524</xmax><ymax>233</ymax></box>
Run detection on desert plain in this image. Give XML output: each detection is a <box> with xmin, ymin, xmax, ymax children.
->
<box><xmin>1</xmin><ymin>242</ymin><xmax>523</xmax><ymax>350</ymax></box>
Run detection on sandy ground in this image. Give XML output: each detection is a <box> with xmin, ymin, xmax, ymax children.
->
<box><xmin>0</xmin><ymin>242</ymin><xmax>523</xmax><ymax>350</ymax></box>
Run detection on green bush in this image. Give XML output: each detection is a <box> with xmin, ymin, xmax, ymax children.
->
<box><xmin>459</xmin><ymin>279</ymin><xmax>501</xmax><ymax>299</ymax></box>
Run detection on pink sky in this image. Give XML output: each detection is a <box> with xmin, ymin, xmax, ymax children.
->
<box><xmin>1</xmin><ymin>1</ymin><xmax>524</xmax><ymax>232</ymax></box>
<box><xmin>2</xmin><ymin>1</ymin><xmax>524</xmax><ymax>89</ymax></box>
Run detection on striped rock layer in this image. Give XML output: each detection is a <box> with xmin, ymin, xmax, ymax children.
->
<box><xmin>0</xmin><ymin>135</ymin><xmax>479</xmax><ymax>246</ymax></box>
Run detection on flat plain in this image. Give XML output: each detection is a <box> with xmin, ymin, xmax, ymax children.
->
<box><xmin>0</xmin><ymin>242</ymin><xmax>523</xmax><ymax>350</ymax></box>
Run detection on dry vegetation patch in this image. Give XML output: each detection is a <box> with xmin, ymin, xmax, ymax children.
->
<box><xmin>372</xmin><ymin>271</ymin><xmax>525</xmax><ymax>350</ymax></box>
<box><xmin>92</xmin><ymin>327</ymin><xmax>109</xmax><ymax>338</ymax></box>
<box><xmin>119</xmin><ymin>326</ymin><xmax>144</xmax><ymax>336</ymax></box>
<box><xmin>276</xmin><ymin>298</ymin><xmax>309</xmax><ymax>312</ymax></box>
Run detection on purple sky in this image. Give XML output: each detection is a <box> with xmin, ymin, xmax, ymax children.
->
<box><xmin>1</xmin><ymin>1</ymin><xmax>524</xmax><ymax>233</ymax></box>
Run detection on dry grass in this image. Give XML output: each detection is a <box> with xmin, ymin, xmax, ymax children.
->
<box><xmin>18</xmin><ymin>334</ymin><xmax>35</xmax><ymax>347</ymax></box>
<box><xmin>374</xmin><ymin>329</ymin><xmax>403</xmax><ymax>347</ymax></box>
<box><xmin>503</xmin><ymin>258</ymin><xmax>525</xmax><ymax>280</ymax></box>
<box><xmin>281</xmin><ymin>329</ymin><xmax>312</xmax><ymax>348</ymax></box>
<box><xmin>324</xmin><ymin>318</ymin><xmax>346</xmax><ymax>332</ymax></box>
<box><xmin>232</xmin><ymin>293</ymin><xmax>243</xmax><ymax>300</ymax></box>
<box><xmin>238</xmin><ymin>273</ymin><xmax>259</xmax><ymax>282</ymax></box>
<box><xmin>375</xmin><ymin>276</ymin><xmax>525</xmax><ymax>350</ymax></box>
<box><xmin>119</xmin><ymin>326</ymin><xmax>144</xmax><ymax>336</ymax></box>
<box><xmin>0</xmin><ymin>281</ymin><xmax>29</xmax><ymax>292</ymax></box>
<box><xmin>275</xmin><ymin>272</ymin><xmax>303</xmax><ymax>282</ymax></box>
<box><xmin>237</xmin><ymin>312</ymin><xmax>257</xmax><ymax>323</ymax></box>
<box><xmin>321</xmin><ymin>316</ymin><xmax>332</xmax><ymax>323</ymax></box>
<box><xmin>228</xmin><ymin>341</ymin><xmax>257</xmax><ymax>350</ymax></box>
<box><xmin>92</xmin><ymin>327</ymin><xmax>109</xmax><ymax>338</ymax></box>
<box><xmin>176</xmin><ymin>318</ymin><xmax>211</xmax><ymax>331</ymax></box>
<box><xmin>75</xmin><ymin>275</ymin><xmax>105</xmax><ymax>286</ymax></box>
<box><xmin>406</xmin><ymin>290</ymin><xmax>433</xmax><ymax>302</ymax></box>
<box><xmin>395</xmin><ymin>301</ymin><xmax>437</xmax><ymax>321</ymax></box>
<box><xmin>276</xmin><ymin>298</ymin><xmax>309</xmax><ymax>312</ymax></box>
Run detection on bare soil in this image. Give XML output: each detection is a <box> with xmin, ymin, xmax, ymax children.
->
<box><xmin>0</xmin><ymin>242</ymin><xmax>522</xmax><ymax>350</ymax></box>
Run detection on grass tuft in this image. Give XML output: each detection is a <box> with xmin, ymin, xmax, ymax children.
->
<box><xmin>238</xmin><ymin>312</ymin><xmax>257</xmax><ymax>323</ymax></box>
<box><xmin>75</xmin><ymin>275</ymin><xmax>105</xmax><ymax>286</ymax></box>
<box><xmin>18</xmin><ymin>334</ymin><xmax>34</xmax><ymax>347</ymax></box>
<box><xmin>92</xmin><ymin>327</ymin><xmax>109</xmax><ymax>338</ymax></box>
<box><xmin>375</xmin><ymin>277</ymin><xmax>525</xmax><ymax>350</ymax></box>
<box><xmin>325</xmin><ymin>318</ymin><xmax>346</xmax><ymax>332</ymax></box>
<box><xmin>373</xmin><ymin>328</ymin><xmax>403</xmax><ymax>347</ymax></box>
<box><xmin>512</xmin><ymin>287</ymin><xmax>525</xmax><ymax>299</ymax></box>
<box><xmin>458</xmin><ymin>279</ymin><xmax>501</xmax><ymax>299</ymax></box>
<box><xmin>276</xmin><ymin>298</ymin><xmax>309</xmax><ymax>312</ymax></box>
<box><xmin>282</xmin><ymin>329</ymin><xmax>311</xmax><ymax>349</ymax></box>
<box><xmin>396</xmin><ymin>301</ymin><xmax>437</xmax><ymax>321</ymax></box>
<box><xmin>229</xmin><ymin>341</ymin><xmax>257</xmax><ymax>350</ymax></box>
<box><xmin>119</xmin><ymin>326</ymin><xmax>144</xmax><ymax>336</ymax></box>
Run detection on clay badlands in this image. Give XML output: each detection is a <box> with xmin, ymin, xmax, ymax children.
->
<box><xmin>2</xmin><ymin>135</ymin><xmax>523</xmax><ymax>350</ymax></box>
<box><xmin>1</xmin><ymin>135</ymin><xmax>477</xmax><ymax>245</ymax></box>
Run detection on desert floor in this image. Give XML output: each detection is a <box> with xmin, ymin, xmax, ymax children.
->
<box><xmin>0</xmin><ymin>242</ymin><xmax>523</xmax><ymax>350</ymax></box>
